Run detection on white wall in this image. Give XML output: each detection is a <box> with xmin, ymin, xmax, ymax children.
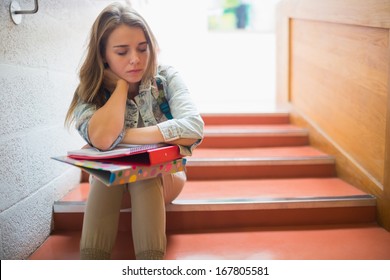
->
<box><xmin>0</xmin><ymin>0</ymin><xmax>119</xmax><ymax>260</ymax></box>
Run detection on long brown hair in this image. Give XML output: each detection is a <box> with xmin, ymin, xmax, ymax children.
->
<box><xmin>65</xmin><ymin>2</ymin><xmax>158</xmax><ymax>126</ymax></box>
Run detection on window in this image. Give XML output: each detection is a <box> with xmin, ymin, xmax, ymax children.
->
<box><xmin>208</xmin><ymin>0</ymin><xmax>280</xmax><ymax>32</ymax></box>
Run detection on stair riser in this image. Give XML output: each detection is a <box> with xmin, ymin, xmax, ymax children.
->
<box><xmin>199</xmin><ymin>136</ymin><xmax>309</xmax><ymax>148</ymax></box>
<box><xmin>54</xmin><ymin>213</ymin><xmax>131</xmax><ymax>232</ymax></box>
<box><xmin>167</xmin><ymin>207</ymin><xmax>376</xmax><ymax>231</ymax></box>
<box><xmin>186</xmin><ymin>164</ymin><xmax>336</xmax><ymax>180</ymax></box>
<box><xmin>53</xmin><ymin>206</ymin><xmax>376</xmax><ymax>232</ymax></box>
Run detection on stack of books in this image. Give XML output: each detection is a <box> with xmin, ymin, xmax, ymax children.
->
<box><xmin>52</xmin><ymin>144</ymin><xmax>185</xmax><ymax>186</ymax></box>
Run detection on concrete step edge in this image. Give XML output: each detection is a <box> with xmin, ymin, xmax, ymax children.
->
<box><xmin>53</xmin><ymin>194</ymin><xmax>376</xmax><ymax>213</ymax></box>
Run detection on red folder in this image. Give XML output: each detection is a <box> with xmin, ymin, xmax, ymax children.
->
<box><xmin>67</xmin><ymin>144</ymin><xmax>182</xmax><ymax>165</ymax></box>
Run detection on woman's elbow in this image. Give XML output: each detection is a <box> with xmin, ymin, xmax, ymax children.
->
<box><xmin>90</xmin><ymin>138</ymin><xmax>114</xmax><ymax>151</ymax></box>
<box><xmin>89</xmin><ymin>131</ymin><xmax>117</xmax><ymax>151</ymax></box>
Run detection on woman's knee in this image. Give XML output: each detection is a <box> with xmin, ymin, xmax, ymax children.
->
<box><xmin>162</xmin><ymin>171</ymin><xmax>186</xmax><ymax>204</ymax></box>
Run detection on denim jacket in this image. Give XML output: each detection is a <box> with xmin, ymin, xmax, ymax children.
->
<box><xmin>74</xmin><ymin>65</ymin><xmax>204</xmax><ymax>156</ymax></box>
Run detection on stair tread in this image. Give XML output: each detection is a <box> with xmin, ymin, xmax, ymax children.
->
<box><xmin>59</xmin><ymin>178</ymin><xmax>364</xmax><ymax>203</ymax></box>
<box><xmin>28</xmin><ymin>230</ymin><xmax>134</xmax><ymax>260</ymax></box>
<box><xmin>176</xmin><ymin>178</ymin><xmax>369</xmax><ymax>201</ymax></box>
<box><xmin>29</xmin><ymin>223</ymin><xmax>390</xmax><ymax>260</ymax></box>
<box><xmin>166</xmin><ymin>224</ymin><xmax>390</xmax><ymax>260</ymax></box>
<box><xmin>189</xmin><ymin>146</ymin><xmax>334</xmax><ymax>165</ymax></box>
<box><xmin>57</xmin><ymin>178</ymin><xmax>374</xmax><ymax>213</ymax></box>
<box><xmin>60</xmin><ymin>182</ymin><xmax>89</xmax><ymax>202</ymax></box>
<box><xmin>168</xmin><ymin>178</ymin><xmax>374</xmax><ymax>211</ymax></box>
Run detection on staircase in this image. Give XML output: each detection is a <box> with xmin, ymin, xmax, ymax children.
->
<box><xmin>29</xmin><ymin>112</ymin><xmax>390</xmax><ymax>260</ymax></box>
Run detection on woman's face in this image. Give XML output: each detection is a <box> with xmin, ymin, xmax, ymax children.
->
<box><xmin>104</xmin><ymin>24</ymin><xmax>150</xmax><ymax>86</ymax></box>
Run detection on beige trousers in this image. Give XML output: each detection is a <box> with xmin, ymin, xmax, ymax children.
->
<box><xmin>80</xmin><ymin>171</ymin><xmax>186</xmax><ymax>260</ymax></box>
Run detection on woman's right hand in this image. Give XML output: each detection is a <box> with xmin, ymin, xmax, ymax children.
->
<box><xmin>103</xmin><ymin>68</ymin><xmax>125</xmax><ymax>92</ymax></box>
<box><xmin>89</xmin><ymin>68</ymin><xmax>129</xmax><ymax>150</ymax></box>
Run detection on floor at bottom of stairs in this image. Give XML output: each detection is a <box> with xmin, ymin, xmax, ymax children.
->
<box><xmin>29</xmin><ymin>223</ymin><xmax>390</xmax><ymax>260</ymax></box>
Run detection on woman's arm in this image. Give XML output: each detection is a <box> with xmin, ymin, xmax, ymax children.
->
<box><xmin>154</xmin><ymin>66</ymin><xmax>204</xmax><ymax>154</ymax></box>
<box><xmin>122</xmin><ymin>126</ymin><xmax>198</xmax><ymax>146</ymax></box>
<box><xmin>88</xmin><ymin>78</ymin><xmax>129</xmax><ymax>150</ymax></box>
<box><xmin>121</xmin><ymin>66</ymin><xmax>203</xmax><ymax>153</ymax></box>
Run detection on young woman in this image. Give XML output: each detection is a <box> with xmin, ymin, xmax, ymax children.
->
<box><xmin>65</xmin><ymin>2</ymin><xmax>204</xmax><ymax>260</ymax></box>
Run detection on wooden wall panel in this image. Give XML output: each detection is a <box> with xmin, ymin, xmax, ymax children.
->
<box><xmin>276</xmin><ymin>0</ymin><xmax>390</xmax><ymax>229</ymax></box>
<box><xmin>290</xmin><ymin>19</ymin><xmax>388</xmax><ymax>186</ymax></box>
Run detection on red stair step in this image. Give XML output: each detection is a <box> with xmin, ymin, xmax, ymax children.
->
<box><xmin>165</xmin><ymin>224</ymin><xmax>390</xmax><ymax>260</ymax></box>
<box><xmin>29</xmin><ymin>223</ymin><xmax>390</xmax><ymax>260</ymax></box>
<box><xmin>201</xmin><ymin>124</ymin><xmax>308</xmax><ymax>148</ymax></box>
<box><xmin>28</xmin><ymin>230</ymin><xmax>134</xmax><ymax>260</ymax></box>
<box><xmin>166</xmin><ymin>207</ymin><xmax>376</xmax><ymax>232</ymax></box>
<box><xmin>38</xmin><ymin>111</ymin><xmax>385</xmax><ymax>260</ymax></box>
<box><xmin>201</xmin><ymin>113</ymin><xmax>290</xmax><ymax>125</ymax></box>
<box><xmin>187</xmin><ymin>146</ymin><xmax>336</xmax><ymax>180</ymax></box>
<box><xmin>166</xmin><ymin>178</ymin><xmax>375</xmax><ymax>231</ymax></box>
<box><xmin>175</xmin><ymin>178</ymin><xmax>370</xmax><ymax>200</ymax></box>
<box><xmin>191</xmin><ymin>146</ymin><xmax>330</xmax><ymax>158</ymax></box>
<box><xmin>53</xmin><ymin>178</ymin><xmax>375</xmax><ymax>232</ymax></box>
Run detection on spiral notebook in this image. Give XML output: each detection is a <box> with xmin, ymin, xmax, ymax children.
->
<box><xmin>67</xmin><ymin>143</ymin><xmax>181</xmax><ymax>165</ymax></box>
